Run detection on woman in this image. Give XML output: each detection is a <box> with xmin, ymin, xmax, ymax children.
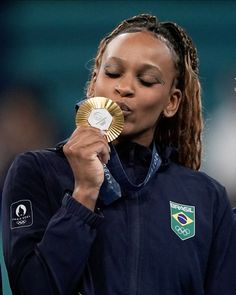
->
<box><xmin>2</xmin><ymin>14</ymin><xmax>236</xmax><ymax>295</ymax></box>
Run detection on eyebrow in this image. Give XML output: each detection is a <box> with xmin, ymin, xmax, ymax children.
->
<box><xmin>103</xmin><ymin>57</ymin><xmax>124</xmax><ymax>69</ymax></box>
<box><xmin>104</xmin><ymin>57</ymin><xmax>165</xmax><ymax>84</ymax></box>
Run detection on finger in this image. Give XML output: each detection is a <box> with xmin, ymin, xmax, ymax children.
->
<box><xmin>67</xmin><ymin>132</ymin><xmax>109</xmax><ymax>153</ymax></box>
<box><xmin>96</xmin><ymin>144</ymin><xmax>111</xmax><ymax>164</ymax></box>
<box><xmin>65</xmin><ymin>126</ymin><xmax>109</xmax><ymax>152</ymax></box>
<box><xmin>79</xmin><ymin>140</ymin><xmax>110</xmax><ymax>162</ymax></box>
<box><xmin>65</xmin><ymin>137</ymin><xmax>110</xmax><ymax>163</ymax></box>
<box><xmin>70</xmin><ymin>126</ymin><xmax>105</xmax><ymax>140</ymax></box>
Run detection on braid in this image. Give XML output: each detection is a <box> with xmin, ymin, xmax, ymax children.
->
<box><xmin>86</xmin><ymin>14</ymin><xmax>203</xmax><ymax>170</ymax></box>
<box><xmin>155</xmin><ymin>22</ymin><xmax>203</xmax><ymax>170</ymax></box>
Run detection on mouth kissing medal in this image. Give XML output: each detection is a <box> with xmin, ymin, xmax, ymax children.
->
<box><xmin>75</xmin><ymin>96</ymin><xmax>124</xmax><ymax>142</ymax></box>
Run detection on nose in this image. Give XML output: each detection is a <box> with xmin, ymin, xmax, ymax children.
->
<box><xmin>114</xmin><ymin>75</ymin><xmax>134</xmax><ymax>97</ymax></box>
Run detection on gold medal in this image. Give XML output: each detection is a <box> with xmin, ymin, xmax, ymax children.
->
<box><xmin>75</xmin><ymin>97</ymin><xmax>124</xmax><ymax>142</ymax></box>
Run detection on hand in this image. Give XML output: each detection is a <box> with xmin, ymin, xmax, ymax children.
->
<box><xmin>63</xmin><ymin>126</ymin><xmax>110</xmax><ymax>210</ymax></box>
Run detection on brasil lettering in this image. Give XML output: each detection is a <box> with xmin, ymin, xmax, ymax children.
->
<box><xmin>170</xmin><ymin>202</ymin><xmax>194</xmax><ymax>213</ymax></box>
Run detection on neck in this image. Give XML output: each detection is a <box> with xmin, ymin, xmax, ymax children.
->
<box><xmin>113</xmin><ymin>136</ymin><xmax>153</xmax><ymax>148</ymax></box>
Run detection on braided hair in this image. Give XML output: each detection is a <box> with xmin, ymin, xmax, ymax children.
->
<box><xmin>86</xmin><ymin>14</ymin><xmax>203</xmax><ymax>170</ymax></box>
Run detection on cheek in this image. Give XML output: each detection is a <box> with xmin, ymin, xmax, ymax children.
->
<box><xmin>93</xmin><ymin>74</ymin><xmax>114</xmax><ymax>97</ymax></box>
<box><xmin>144</xmin><ymin>106</ymin><xmax>162</xmax><ymax>123</ymax></box>
<box><xmin>137</xmin><ymin>95</ymin><xmax>169</xmax><ymax>125</ymax></box>
<box><xmin>92</xmin><ymin>79</ymin><xmax>102</xmax><ymax>96</ymax></box>
<box><xmin>138</xmin><ymin>93</ymin><xmax>167</xmax><ymax>116</ymax></box>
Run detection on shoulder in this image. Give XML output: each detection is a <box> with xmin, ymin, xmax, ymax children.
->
<box><xmin>169</xmin><ymin>162</ymin><xmax>226</xmax><ymax>192</ymax></box>
<box><xmin>163</xmin><ymin>162</ymin><xmax>229</xmax><ymax>211</ymax></box>
<box><xmin>165</xmin><ymin>163</ymin><xmax>235</xmax><ymax>232</ymax></box>
<box><xmin>3</xmin><ymin>146</ymin><xmax>73</xmax><ymax>206</ymax></box>
<box><xmin>5</xmin><ymin>146</ymin><xmax>70</xmax><ymax>189</ymax></box>
<box><xmin>12</xmin><ymin>147</ymin><xmax>67</xmax><ymax>171</ymax></box>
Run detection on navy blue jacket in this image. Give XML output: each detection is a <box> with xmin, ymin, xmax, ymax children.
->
<box><xmin>2</xmin><ymin>142</ymin><xmax>236</xmax><ymax>295</ymax></box>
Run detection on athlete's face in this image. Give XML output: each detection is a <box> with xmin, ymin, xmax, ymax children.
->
<box><xmin>90</xmin><ymin>31</ymin><xmax>182</xmax><ymax>146</ymax></box>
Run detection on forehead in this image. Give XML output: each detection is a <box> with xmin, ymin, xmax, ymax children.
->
<box><xmin>102</xmin><ymin>31</ymin><xmax>174</xmax><ymax>69</ymax></box>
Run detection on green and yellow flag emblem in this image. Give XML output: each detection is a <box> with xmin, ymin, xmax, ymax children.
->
<box><xmin>170</xmin><ymin>201</ymin><xmax>195</xmax><ymax>241</ymax></box>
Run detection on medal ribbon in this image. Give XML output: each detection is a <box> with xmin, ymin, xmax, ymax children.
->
<box><xmin>100</xmin><ymin>144</ymin><xmax>162</xmax><ymax>205</ymax></box>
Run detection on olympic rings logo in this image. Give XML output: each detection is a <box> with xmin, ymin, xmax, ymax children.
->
<box><xmin>16</xmin><ymin>220</ymin><xmax>27</xmax><ymax>225</ymax></box>
<box><xmin>175</xmin><ymin>225</ymin><xmax>190</xmax><ymax>236</ymax></box>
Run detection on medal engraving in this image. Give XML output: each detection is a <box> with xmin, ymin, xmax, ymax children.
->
<box><xmin>75</xmin><ymin>96</ymin><xmax>124</xmax><ymax>142</ymax></box>
<box><xmin>88</xmin><ymin>108</ymin><xmax>113</xmax><ymax>130</ymax></box>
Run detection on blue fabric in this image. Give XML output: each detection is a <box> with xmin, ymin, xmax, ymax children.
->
<box><xmin>2</xmin><ymin>142</ymin><xmax>236</xmax><ymax>294</ymax></box>
<box><xmin>233</xmin><ymin>207</ymin><xmax>236</xmax><ymax>218</ymax></box>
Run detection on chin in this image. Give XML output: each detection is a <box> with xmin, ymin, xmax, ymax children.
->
<box><xmin>119</xmin><ymin>127</ymin><xmax>134</xmax><ymax>138</ymax></box>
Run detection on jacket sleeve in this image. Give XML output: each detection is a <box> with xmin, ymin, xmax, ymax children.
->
<box><xmin>2</xmin><ymin>152</ymin><xmax>103</xmax><ymax>295</ymax></box>
<box><xmin>205</xmin><ymin>187</ymin><xmax>236</xmax><ymax>294</ymax></box>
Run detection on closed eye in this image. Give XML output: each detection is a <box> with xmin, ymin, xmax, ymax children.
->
<box><xmin>139</xmin><ymin>79</ymin><xmax>155</xmax><ymax>87</ymax></box>
<box><xmin>105</xmin><ymin>71</ymin><xmax>121</xmax><ymax>78</ymax></box>
<box><xmin>138</xmin><ymin>77</ymin><xmax>163</xmax><ymax>87</ymax></box>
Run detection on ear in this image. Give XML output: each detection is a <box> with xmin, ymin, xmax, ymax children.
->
<box><xmin>87</xmin><ymin>71</ymin><xmax>97</xmax><ymax>97</ymax></box>
<box><xmin>163</xmin><ymin>88</ymin><xmax>182</xmax><ymax>118</ymax></box>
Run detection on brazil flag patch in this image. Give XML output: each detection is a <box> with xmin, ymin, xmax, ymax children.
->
<box><xmin>170</xmin><ymin>201</ymin><xmax>195</xmax><ymax>241</ymax></box>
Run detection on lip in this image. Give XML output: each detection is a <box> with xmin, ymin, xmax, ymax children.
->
<box><xmin>116</xmin><ymin>102</ymin><xmax>132</xmax><ymax>117</ymax></box>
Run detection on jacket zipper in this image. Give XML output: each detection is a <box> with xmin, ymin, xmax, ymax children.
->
<box><xmin>126</xmin><ymin>192</ymin><xmax>140</xmax><ymax>295</ymax></box>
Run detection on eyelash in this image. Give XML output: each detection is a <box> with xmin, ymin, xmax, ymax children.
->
<box><xmin>105</xmin><ymin>72</ymin><xmax>160</xmax><ymax>87</ymax></box>
<box><xmin>105</xmin><ymin>72</ymin><xmax>120</xmax><ymax>78</ymax></box>
<box><xmin>139</xmin><ymin>80</ymin><xmax>155</xmax><ymax>87</ymax></box>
